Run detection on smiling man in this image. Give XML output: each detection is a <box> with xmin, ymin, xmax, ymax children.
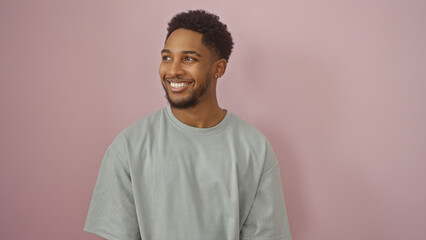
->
<box><xmin>159</xmin><ymin>28</ymin><xmax>226</xmax><ymax>127</ymax></box>
<box><xmin>84</xmin><ymin>10</ymin><xmax>292</xmax><ymax>240</ymax></box>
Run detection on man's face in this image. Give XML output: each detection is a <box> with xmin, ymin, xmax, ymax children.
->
<box><xmin>159</xmin><ymin>28</ymin><xmax>217</xmax><ymax>109</ymax></box>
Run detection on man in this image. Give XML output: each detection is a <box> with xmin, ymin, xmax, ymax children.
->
<box><xmin>84</xmin><ymin>10</ymin><xmax>292</xmax><ymax>240</ymax></box>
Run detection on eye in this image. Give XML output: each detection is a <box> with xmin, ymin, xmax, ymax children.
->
<box><xmin>162</xmin><ymin>55</ymin><xmax>172</xmax><ymax>62</ymax></box>
<box><xmin>183</xmin><ymin>56</ymin><xmax>196</xmax><ymax>62</ymax></box>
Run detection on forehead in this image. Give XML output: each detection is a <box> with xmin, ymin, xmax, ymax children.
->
<box><xmin>164</xmin><ymin>28</ymin><xmax>211</xmax><ymax>55</ymax></box>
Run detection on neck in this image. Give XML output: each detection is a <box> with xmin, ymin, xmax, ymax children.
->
<box><xmin>171</xmin><ymin>100</ymin><xmax>226</xmax><ymax>128</ymax></box>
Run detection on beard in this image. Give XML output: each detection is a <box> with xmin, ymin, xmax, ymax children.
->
<box><xmin>162</xmin><ymin>73</ymin><xmax>212</xmax><ymax>109</ymax></box>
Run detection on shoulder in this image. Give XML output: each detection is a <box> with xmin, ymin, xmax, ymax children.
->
<box><xmin>226</xmin><ymin>112</ymin><xmax>278</xmax><ymax>172</ymax></box>
<box><xmin>108</xmin><ymin>108</ymin><xmax>167</xmax><ymax>151</ymax></box>
<box><xmin>119</xmin><ymin>108</ymin><xmax>166</xmax><ymax>138</ymax></box>
<box><xmin>227</xmin><ymin>112</ymin><xmax>269</xmax><ymax>144</ymax></box>
<box><xmin>126</xmin><ymin>107</ymin><xmax>165</xmax><ymax>130</ymax></box>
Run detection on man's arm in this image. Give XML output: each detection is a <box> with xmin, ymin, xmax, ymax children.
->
<box><xmin>240</xmin><ymin>144</ymin><xmax>292</xmax><ymax>240</ymax></box>
<box><xmin>84</xmin><ymin>136</ymin><xmax>141</xmax><ymax>240</ymax></box>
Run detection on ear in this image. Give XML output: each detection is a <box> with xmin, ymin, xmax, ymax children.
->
<box><xmin>214</xmin><ymin>59</ymin><xmax>227</xmax><ymax>79</ymax></box>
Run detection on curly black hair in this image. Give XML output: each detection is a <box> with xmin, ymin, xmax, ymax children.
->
<box><xmin>166</xmin><ymin>10</ymin><xmax>234</xmax><ymax>61</ymax></box>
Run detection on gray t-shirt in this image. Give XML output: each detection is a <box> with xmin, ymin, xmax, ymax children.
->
<box><xmin>84</xmin><ymin>107</ymin><xmax>292</xmax><ymax>240</ymax></box>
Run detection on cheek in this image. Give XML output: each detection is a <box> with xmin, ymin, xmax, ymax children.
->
<box><xmin>159</xmin><ymin>64</ymin><xmax>166</xmax><ymax>78</ymax></box>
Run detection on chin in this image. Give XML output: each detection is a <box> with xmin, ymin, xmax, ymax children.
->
<box><xmin>167</xmin><ymin>96</ymin><xmax>198</xmax><ymax>109</ymax></box>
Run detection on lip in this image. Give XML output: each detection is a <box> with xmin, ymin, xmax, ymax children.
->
<box><xmin>167</xmin><ymin>80</ymin><xmax>193</xmax><ymax>93</ymax></box>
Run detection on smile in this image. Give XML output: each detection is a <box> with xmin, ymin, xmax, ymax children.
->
<box><xmin>171</xmin><ymin>82</ymin><xmax>190</xmax><ymax>88</ymax></box>
<box><xmin>168</xmin><ymin>81</ymin><xmax>193</xmax><ymax>92</ymax></box>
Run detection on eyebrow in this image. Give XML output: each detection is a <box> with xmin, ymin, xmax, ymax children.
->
<box><xmin>161</xmin><ymin>49</ymin><xmax>202</xmax><ymax>58</ymax></box>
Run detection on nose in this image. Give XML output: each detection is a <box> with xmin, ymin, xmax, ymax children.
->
<box><xmin>168</xmin><ymin>60</ymin><xmax>185</xmax><ymax>77</ymax></box>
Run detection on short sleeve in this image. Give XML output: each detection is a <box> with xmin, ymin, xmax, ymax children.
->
<box><xmin>84</xmin><ymin>143</ymin><xmax>141</xmax><ymax>240</ymax></box>
<box><xmin>240</xmin><ymin>162</ymin><xmax>292</xmax><ymax>240</ymax></box>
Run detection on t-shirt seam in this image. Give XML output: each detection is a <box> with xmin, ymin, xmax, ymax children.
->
<box><xmin>240</xmin><ymin>160</ymin><xmax>279</xmax><ymax>232</ymax></box>
<box><xmin>118</xmin><ymin>134</ymin><xmax>131</xmax><ymax>170</ymax></box>
<box><xmin>107</xmin><ymin>147</ymin><xmax>128</xmax><ymax>171</ymax></box>
<box><xmin>109</xmin><ymin>135</ymin><xmax>132</xmax><ymax>173</ymax></box>
<box><xmin>84</xmin><ymin>227</ymin><xmax>139</xmax><ymax>240</ymax></box>
<box><xmin>165</xmin><ymin>107</ymin><xmax>231</xmax><ymax>136</ymax></box>
<box><xmin>241</xmin><ymin>236</ymin><xmax>291</xmax><ymax>240</ymax></box>
<box><xmin>262</xmin><ymin>160</ymin><xmax>278</xmax><ymax>175</ymax></box>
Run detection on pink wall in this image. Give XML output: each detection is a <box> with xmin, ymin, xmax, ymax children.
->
<box><xmin>1</xmin><ymin>0</ymin><xmax>425</xmax><ymax>239</ymax></box>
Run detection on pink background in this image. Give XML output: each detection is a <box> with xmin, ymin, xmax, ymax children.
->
<box><xmin>1</xmin><ymin>0</ymin><xmax>425</xmax><ymax>239</ymax></box>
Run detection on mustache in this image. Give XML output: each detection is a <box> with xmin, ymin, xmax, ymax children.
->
<box><xmin>163</xmin><ymin>75</ymin><xmax>194</xmax><ymax>81</ymax></box>
<box><xmin>164</xmin><ymin>77</ymin><xmax>193</xmax><ymax>82</ymax></box>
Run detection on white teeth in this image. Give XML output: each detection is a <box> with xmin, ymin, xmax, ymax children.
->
<box><xmin>171</xmin><ymin>82</ymin><xmax>189</xmax><ymax>88</ymax></box>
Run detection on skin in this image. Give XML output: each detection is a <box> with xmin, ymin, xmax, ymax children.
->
<box><xmin>159</xmin><ymin>28</ymin><xmax>227</xmax><ymax>128</ymax></box>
